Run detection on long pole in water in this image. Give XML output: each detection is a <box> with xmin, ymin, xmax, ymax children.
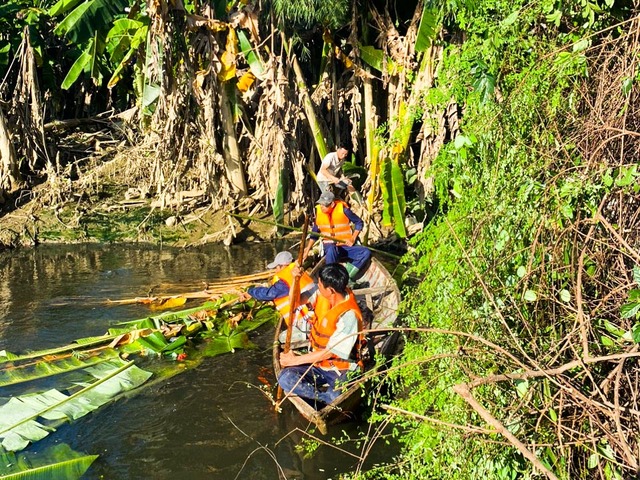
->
<box><xmin>227</xmin><ymin>212</ymin><xmax>402</xmax><ymax>260</ymax></box>
<box><xmin>276</xmin><ymin>214</ymin><xmax>309</xmax><ymax>406</ymax></box>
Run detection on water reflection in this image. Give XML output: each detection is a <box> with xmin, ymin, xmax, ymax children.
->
<box><xmin>0</xmin><ymin>243</ymin><xmax>396</xmax><ymax>479</ymax></box>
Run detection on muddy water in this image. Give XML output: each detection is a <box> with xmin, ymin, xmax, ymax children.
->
<box><xmin>0</xmin><ymin>243</ymin><xmax>395</xmax><ymax>479</ymax></box>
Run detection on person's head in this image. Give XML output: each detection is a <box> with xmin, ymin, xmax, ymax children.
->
<box><xmin>336</xmin><ymin>146</ymin><xmax>349</xmax><ymax>161</ymax></box>
<box><xmin>316</xmin><ymin>191</ymin><xmax>336</xmax><ymax>213</ymax></box>
<box><xmin>317</xmin><ymin>263</ymin><xmax>349</xmax><ymax>297</ymax></box>
<box><xmin>266</xmin><ymin>251</ymin><xmax>293</xmax><ymax>271</ymax></box>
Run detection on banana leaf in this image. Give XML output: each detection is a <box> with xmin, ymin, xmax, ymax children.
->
<box><xmin>415</xmin><ymin>5</ymin><xmax>440</xmax><ymax>52</ymax></box>
<box><xmin>0</xmin><ymin>359</ymin><xmax>151</xmax><ymax>452</ymax></box>
<box><xmin>0</xmin><ymin>350</ymin><xmax>118</xmax><ymax>388</ymax></box>
<box><xmin>237</xmin><ymin>29</ymin><xmax>264</xmax><ymax>78</ymax></box>
<box><xmin>358</xmin><ymin>44</ymin><xmax>383</xmax><ymax>72</ymax></box>
<box><xmin>119</xmin><ymin>331</ymin><xmax>185</xmax><ymax>356</ymax></box>
<box><xmin>48</xmin><ymin>0</ymin><xmax>85</xmax><ymax>17</ymax></box>
<box><xmin>60</xmin><ymin>39</ymin><xmax>93</xmax><ymax>89</ymax></box>
<box><xmin>53</xmin><ymin>0</ymin><xmax>129</xmax><ymax>45</ymax></box>
<box><xmin>106</xmin><ymin>18</ymin><xmax>148</xmax><ymax>89</ymax></box>
<box><xmin>201</xmin><ymin>330</ymin><xmax>251</xmax><ymax>357</ymax></box>
<box><xmin>380</xmin><ymin>157</ymin><xmax>407</xmax><ymax>238</ymax></box>
<box><xmin>273</xmin><ymin>167</ymin><xmax>286</xmax><ymax>234</ymax></box>
<box><xmin>0</xmin><ymin>444</ymin><xmax>97</xmax><ymax>480</ymax></box>
<box><xmin>0</xmin><ymin>336</ymin><xmax>116</xmax><ymax>365</ymax></box>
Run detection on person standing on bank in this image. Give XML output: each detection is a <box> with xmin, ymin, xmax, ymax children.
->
<box><xmin>278</xmin><ymin>263</ymin><xmax>364</xmax><ymax>404</ymax></box>
<box><xmin>239</xmin><ymin>251</ymin><xmax>316</xmax><ymax>331</ymax></box>
<box><xmin>316</xmin><ymin>145</ymin><xmax>352</xmax><ymax>195</ymax></box>
<box><xmin>303</xmin><ymin>191</ymin><xmax>371</xmax><ymax>281</ymax></box>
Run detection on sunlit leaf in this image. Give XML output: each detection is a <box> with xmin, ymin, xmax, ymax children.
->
<box><xmin>514</xmin><ymin>378</ymin><xmax>528</xmax><ymax>397</ymax></box>
<box><xmin>54</xmin><ymin>0</ymin><xmax>129</xmax><ymax>45</ymax></box>
<box><xmin>0</xmin><ymin>359</ymin><xmax>151</xmax><ymax>451</ymax></box>
<box><xmin>0</xmin><ymin>350</ymin><xmax>118</xmax><ymax>387</ymax></box>
<box><xmin>358</xmin><ymin>45</ymin><xmax>383</xmax><ymax>71</ymax></box>
<box><xmin>502</xmin><ymin>9</ymin><xmax>520</xmax><ymax>27</ymax></box>
<box><xmin>48</xmin><ymin>0</ymin><xmax>84</xmax><ymax>17</ymax></box>
<box><xmin>415</xmin><ymin>6</ymin><xmax>439</xmax><ymax>52</ymax></box>
<box><xmin>0</xmin><ymin>443</ymin><xmax>97</xmax><ymax>480</ymax></box>
<box><xmin>620</xmin><ymin>301</ymin><xmax>640</xmax><ymax>319</ymax></box>
<box><xmin>237</xmin><ymin>29</ymin><xmax>264</xmax><ymax>78</ymax></box>
<box><xmin>61</xmin><ymin>40</ymin><xmax>93</xmax><ymax>89</ymax></box>
<box><xmin>380</xmin><ymin>158</ymin><xmax>407</xmax><ymax>238</ymax></box>
<box><xmin>523</xmin><ymin>290</ymin><xmax>537</xmax><ymax>302</ymax></box>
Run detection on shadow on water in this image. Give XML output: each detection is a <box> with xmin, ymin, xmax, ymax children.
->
<box><xmin>0</xmin><ymin>243</ymin><xmax>398</xmax><ymax>479</ymax></box>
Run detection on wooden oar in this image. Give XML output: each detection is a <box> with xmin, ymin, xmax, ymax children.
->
<box><xmin>276</xmin><ymin>214</ymin><xmax>310</xmax><ymax>407</ymax></box>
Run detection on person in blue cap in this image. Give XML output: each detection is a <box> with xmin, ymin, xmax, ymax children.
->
<box><xmin>303</xmin><ymin>191</ymin><xmax>371</xmax><ymax>281</ymax></box>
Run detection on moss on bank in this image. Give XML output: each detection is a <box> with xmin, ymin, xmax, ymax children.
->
<box><xmin>0</xmin><ymin>182</ymin><xmax>280</xmax><ymax>251</ymax></box>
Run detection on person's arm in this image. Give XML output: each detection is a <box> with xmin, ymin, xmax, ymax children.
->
<box><xmin>319</xmin><ymin>163</ymin><xmax>341</xmax><ymax>184</ymax></box>
<box><xmin>303</xmin><ymin>225</ymin><xmax>320</xmax><ymax>259</ymax></box>
<box><xmin>342</xmin><ymin>206</ymin><xmax>364</xmax><ymax>246</ymax></box>
<box><xmin>246</xmin><ymin>279</ymin><xmax>289</xmax><ymax>302</ymax></box>
<box><xmin>280</xmin><ymin>347</ymin><xmax>333</xmax><ymax>367</ymax></box>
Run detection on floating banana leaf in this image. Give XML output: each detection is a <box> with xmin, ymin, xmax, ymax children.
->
<box><xmin>0</xmin><ymin>336</ymin><xmax>117</xmax><ymax>365</ymax></box>
<box><xmin>0</xmin><ymin>350</ymin><xmax>118</xmax><ymax>388</ymax></box>
<box><xmin>0</xmin><ymin>359</ymin><xmax>151</xmax><ymax>452</ymax></box>
<box><xmin>0</xmin><ymin>443</ymin><xmax>97</xmax><ymax>480</ymax></box>
<box><xmin>201</xmin><ymin>330</ymin><xmax>251</xmax><ymax>357</ymax></box>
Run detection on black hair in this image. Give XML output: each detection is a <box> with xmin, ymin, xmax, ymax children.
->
<box><xmin>337</xmin><ymin>143</ymin><xmax>350</xmax><ymax>151</ymax></box>
<box><xmin>318</xmin><ymin>263</ymin><xmax>349</xmax><ymax>295</ymax></box>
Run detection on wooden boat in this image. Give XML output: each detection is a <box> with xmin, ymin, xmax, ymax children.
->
<box><xmin>273</xmin><ymin>257</ymin><xmax>401</xmax><ymax>434</ymax></box>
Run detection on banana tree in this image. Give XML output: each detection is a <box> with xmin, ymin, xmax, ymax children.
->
<box><xmin>49</xmin><ymin>0</ymin><xmax>131</xmax><ymax>89</ymax></box>
<box><xmin>0</xmin><ymin>107</ymin><xmax>20</xmax><ymax>198</ymax></box>
<box><xmin>359</xmin><ymin>2</ymin><xmax>441</xmax><ymax>238</ymax></box>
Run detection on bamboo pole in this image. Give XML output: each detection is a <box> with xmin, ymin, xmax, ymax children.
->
<box><xmin>276</xmin><ymin>214</ymin><xmax>310</xmax><ymax>406</ymax></box>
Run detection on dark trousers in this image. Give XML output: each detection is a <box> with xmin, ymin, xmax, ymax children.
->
<box><xmin>278</xmin><ymin>365</ymin><xmax>349</xmax><ymax>404</ymax></box>
<box><xmin>323</xmin><ymin>243</ymin><xmax>371</xmax><ymax>271</ymax></box>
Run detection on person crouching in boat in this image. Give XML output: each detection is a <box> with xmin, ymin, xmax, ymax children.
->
<box><xmin>239</xmin><ymin>251</ymin><xmax>316</xmax><ymax>342</ymax></box>
<box><xmin>278</xmin><ymin>263</ymin><xmax>364</xmax><ymax>405</ymax></box>
<box><xmin>303</xmin><ymin>191</ymin><xmax>371</xmax><ymax>282</ymax></box>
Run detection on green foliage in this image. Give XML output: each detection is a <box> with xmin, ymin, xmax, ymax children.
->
<box><xmin>415</xmin><ymin>5</ymin><xmax>441</xmax><ymax>52</ymax></box>
<box><xmin>0</xmin><ymin>444</ymin><xmax>97</xmax><ymax>480</ymax></box>
<box><xmin>379</xmin><ymin>158</ymin><xmax>407</xmax><ymax>238</ymax></box>
<box><xmin>271</xmin><ymin>0</ymin><xmax>351</xmax><ymax>30</ymax></box>
<box><xmin>372</xmin><ymin>0</ymin><xmax>634</xmax><ymax>478</ymax></box>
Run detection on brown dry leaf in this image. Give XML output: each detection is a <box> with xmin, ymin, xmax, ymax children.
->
<box><xmin>186</xmin><ymin>13</ymin><xmax>228</xmax><ymax>32</ymax></box>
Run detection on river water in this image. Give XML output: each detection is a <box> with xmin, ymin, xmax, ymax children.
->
<box><xmin>0</xmin><ymin>243</ymin><xmax>395</xmax><ymax>479</ymax></box>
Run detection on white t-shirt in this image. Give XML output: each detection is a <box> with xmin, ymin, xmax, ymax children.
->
<box><xmin>326</xmin><ymin>308</ymin><xmax>359</xmax><ymax>363</ymax></box>
<box><xmin>316</xmin><ymin>151</ymin><xmax>344</xmax><ymax>182</ymax></box>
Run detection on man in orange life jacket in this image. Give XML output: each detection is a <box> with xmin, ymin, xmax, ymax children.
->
<box><xmin>240</xmin><ymin>251</ymin><xmax>316</xmax><ymax>341</ymax></box>
<box><xmin>278</xmin><ymin>263</ymin><xmax>364</xmax><ymax>405</ymax></box>
<box><xmin>303</xmin><ymin>191</ymin><xmax>371</xmax><ymax>281</ymax></box>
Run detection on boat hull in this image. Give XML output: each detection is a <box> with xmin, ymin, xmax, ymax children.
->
<box><xmin>273</xmin><ymin>257</ymin><xmax>401</xmax><ymax>434</ymax></box>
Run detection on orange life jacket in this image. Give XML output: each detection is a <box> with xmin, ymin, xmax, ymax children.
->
<box><xmin>309</xmin><ymin>290</ymin><xmax>364</xmax><ymax>370</ymax></box>
<box><xmin>272</xmin><ymin>263</ymin><xmax>315</xmax><ymax>325</ymax></box>
<box><xmin>315</xmin><ymin>201</ymin><xmax>352</xmax><ymax>243</ymax></box>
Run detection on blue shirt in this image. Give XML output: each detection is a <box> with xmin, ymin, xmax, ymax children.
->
<box><xmin>247</xmin><ymin>280</ymin><xmax>290</xmax><ymax>302</ymax></box>
<box><xmin>310</xmin><ymin>205</ymin><xmax>364</xmax><ymax>241</ymax></box>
